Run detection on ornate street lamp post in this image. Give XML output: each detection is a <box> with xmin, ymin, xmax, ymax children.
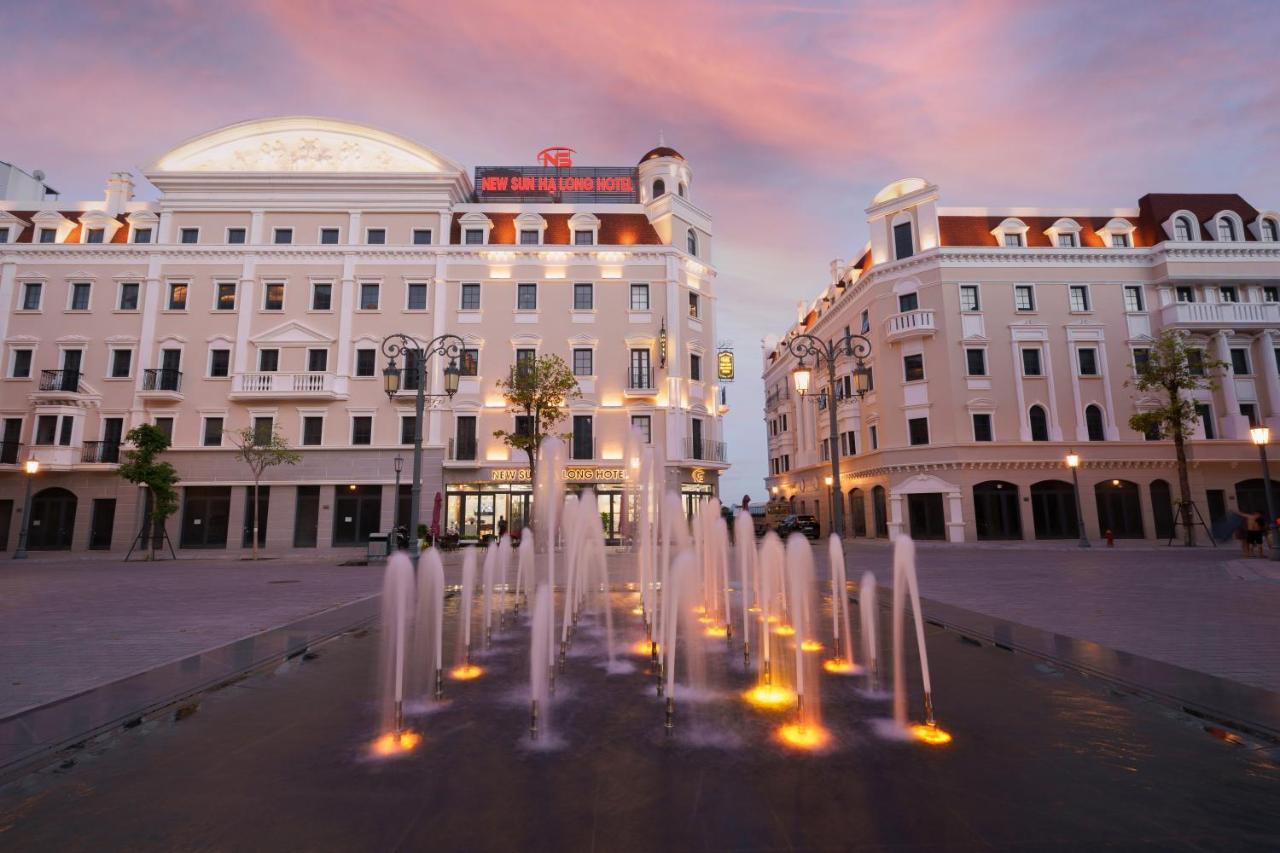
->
<box><xmin>1066</xmin><ymin>452</ymin><xmax>1089</xmax><ymax>549</ymax></box>
<box><xmin>13</xmin><ymin>459</ymin><xmax>40</xmax><ymax>559</ymax></box>
<box><xmin>1249</xmin><ymin>427</ymin><xmax>1279</xmax><ymax>561</ymax></box>
<box><xmin>392</xmin><ymin>454</ymin><xmax>404</xmax><ymax>532</ymax></box>
<box><xmin>382</xmin><ymin>333</ymin><xmax>464</xmax><ymax>557</ymax></box>
<box><xmin>787</xmin><ymin>329</ymin><xmax>872</xmax><ymax>537</ymax></box>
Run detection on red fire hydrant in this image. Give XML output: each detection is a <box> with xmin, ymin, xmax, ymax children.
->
<box><xmin>1105</xmin><ymin>529</ymin><xmax>1115</xmax><ymax>547</ymax></box>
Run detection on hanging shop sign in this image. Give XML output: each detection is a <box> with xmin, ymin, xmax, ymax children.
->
<box><xmin>716</xmin><ymin>349</ymin><xmax>735</xmax><ymax>382</ymax></box>
<box><xmin>658</xmin><ymin>319</ymin><xmax>668</xmax><ymax>368</ymax></box>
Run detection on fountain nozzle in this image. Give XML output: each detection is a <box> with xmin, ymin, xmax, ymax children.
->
<box><xmin>558</xmin><ymin>641</ymin><xmax>567</xmax><ymax>672</ymax></box>
<box><xmin>394</xmin><ymin>699</ymin><xmax>404</xmax><ymax>733</ymax></box>
<box><xmin>743</xmin><ymin>640</ymin><xmax>751</xmax><ymax>668</ymax></box>
<box><xmin>763</xmin><ymin>659</ymin><xmax>772</xmax><ymax>686</ymax></box>
<box><xmin>924</xmin><ymin>692</ymin><xmax>936</xmax><ymax>728</ymax></box>
<box><xmin>433</xmin><ymin>667</ymin><xmax>444</xmax><ymax>700</ymax></box>
<box><xmin>529</xmin><ymin>699</ymin><xmax>539</xmax><ymax>740</ymax></box>
<box><xmin>664</xmin><ymin>697</ymin><xmax>674</xmax><ymax>734</ymax></box>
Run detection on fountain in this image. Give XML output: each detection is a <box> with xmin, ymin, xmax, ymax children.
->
<box><xmin>451</xmin><ymin>548</ymin><xmax>481</xmax><ymax>680</ymax></box>
<box><xmin>778</xmin><ymin>533</ymin><xmax>828</xmax><ymax>749</ymax></box>
<box><xmin>859</xmin><ymin>570</ymin><xmax>880</xmax><ymax>694</ymax></box>
<box><xmin>481</xmin><ymin>541</ymin><xmax>496</xmax><ymax>649</ymax></box>
<box><xmin>890</xmin><ymin>536</ymin><xmax>949</xmax><ymax>744</ymax></box>
<box><xmin>528</xmin><ymin>583</ymin><xmax>554</xmax><ymax>741</ymax></box>
<box><xmin>744</xmin><ymin>532</ymin><xmax>794</xmax><ymax>710</ymax></box>
<box><xmin>734</xmin><ymin>509</ymin><xmax>755</xmax><ymax>666</ymax></box>
<box><xmin>374</xmin><ymin>553</ymin><xmax>419</xmax><ymax>754</ymax></box>
<box><xmin>823</xmin><ymin>534</ymin><xmax>858</xmax><ymax>675</ymax></box>
<box><xmin>413</xmin><ymin>548</ymin><xmax>447</xmax><ymax>702</ymax></box>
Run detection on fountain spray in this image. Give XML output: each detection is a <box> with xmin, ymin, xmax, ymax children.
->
<box><xmin>481</xmin><ymin>542</ymin><xmax>496</xmax><ymax>649</ymax></box>
<box><xmin>528</xmin><ymin>583</ymin><xmax>553</xmax><ymax>741</ymax></box>
<box><xmin>735</xmin><ymin>510</ymin><xmax>755</xmax><ymax>667</ymax></box>
<box><xmin>891</xmin><ymin>536</ymin><xmax>944</xmax><ymax>741</ymax></box>
<box><xmin>860</xmin><ymin>571</ymin><xmax>879</xmax><ymax>692</ymax></box>
<box><xmin>414</xmin><ymin>548</ymin><xmax>446</xmax><ymax>703</ymax></box>
<box><xmin>377</xmin><ymin>553</ymin><xmax>415</xmax><ymax>743</ymax></box>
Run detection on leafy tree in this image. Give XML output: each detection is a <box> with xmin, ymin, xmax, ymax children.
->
<box><xmin>493</xmin><ymin>354</ymin><xmax>581</xmax><ymax>506</ymax></box>
<box><xmin>1128</xmin><ymin>329</ymin><xmax>1224</xmax><ymax>545</ymax></box>
<box><xmin>227</xmin><ymin>426</ymin><xmax>301</xmax><ymax>560</ymax></box>
<box><xmin>118</xmin><ymin>424</ymin><xmax>180</xmax><ymax>560</ymax></box>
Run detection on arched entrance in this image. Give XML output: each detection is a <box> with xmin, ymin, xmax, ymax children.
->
<box><xmin>848</xmin><ymin>488</ymin><xmax>867</xmax><ymax>537</ymax></box>
<box><xmin>1030</xmin><ymin>480</ymin><xmax>1079</xmax><ymax>539</ymax></box>
<box><xmin>973</xmin><ymin>481</ymin><xmax>1022</xmax><ymax>540</ymax></box>
<box><xmin>27</xmin><ymin>487</ymin><xmax>77</xmax><ymax>550</ymax></box>
<box><xmin>871</xmin><ymin>486</ymin><xmax>888</xmax><ymax>538</ymax></box>
<box><xmin>1095</xmin><ymin>479</ymin><xmax>1144</xmax><ymax>538</ymax></box>
<box><xmin>1149</xmin><ymin>479</ymin><xmax>1175</xmax><ymax>540</ymax></box>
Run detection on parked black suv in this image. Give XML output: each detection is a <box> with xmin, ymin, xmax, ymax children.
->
<box><xmin>777</xmin><ymin>514</ymin><xmax>820</xmax><ymax>540</ymax></box>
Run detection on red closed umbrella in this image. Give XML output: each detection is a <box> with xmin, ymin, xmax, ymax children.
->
<box><xmin>431</xmin><ymin>491</ymin><xmax>443</xmax><ymax>538</ymax></box>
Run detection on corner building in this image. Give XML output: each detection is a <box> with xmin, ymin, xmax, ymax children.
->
<box><xmin>763</xmin><ymin>178</ymin><xmax>1280</xmax><ymax>543</ymax></box>
<box><xmin>0</xmin><ymin>117</ymin><xmax>727</xmax><ymax>553</ymax></box>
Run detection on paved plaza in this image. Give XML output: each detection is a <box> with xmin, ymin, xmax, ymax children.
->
<box><xmin>3</xmin><ymin>538</ymin><xmax>1278</xmax><ymax>720</ymax></box>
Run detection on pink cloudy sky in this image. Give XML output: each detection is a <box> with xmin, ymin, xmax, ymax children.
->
<box><xmin>4</xmin><ymin>0</ymin><xmax>1278</xmax><ymax>499</ymax></box>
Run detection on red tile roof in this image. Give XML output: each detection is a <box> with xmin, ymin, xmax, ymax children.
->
<box><xmin>938</xmin><ymin>215</ymin><xmax>1126</xmax><ymax>248</ymax></box>
<box><xmin>1137</xmin><ymin>193</ymin><xmax>1260</xmax><ymax>243</ymax></box>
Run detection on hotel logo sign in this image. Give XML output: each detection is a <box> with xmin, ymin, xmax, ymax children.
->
<box><xmin>535</xmin><ymin>147</ymin><xmax>575</xmax><ymax>168</ymax></box>
<box><xmin>475</xmin><ymin>150</ymin><xmax>638</xmax><ymax>203</ymax></box>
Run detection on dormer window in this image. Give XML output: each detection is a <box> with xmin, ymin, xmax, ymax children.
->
<box><xmin>991</xmin><ymin>217</ymin><xmax>1030</xmax><ymax>248</ymax></box>
<box><xmin>1262</xmin><ymin>219</ymin><xmax>1279</xmax><ymax>242</ymax></box>
<box><xmin>39</xmin><ymin>228</ymin><xmax>56</xmax><ymax>243</ymax></box>
<box><xmin>1057</xmin><ymin>233</ymin><xmax>1076</xmax><ymax>248</ymax></box>
<box><xmin>1111</xmin><ymin>233</ymin><xmax>1131</xmax><ymax>248</ymax></box>
<box><xmin>464</xmin><ymin>229</ymin><xmax>484</xmax><ymax>245</ymax></box>
<box><xmin>1097</xmin><ymin>217</ymin><xmax>1136</xmax><ymax>248</ymax></box>
<box><xmin>1217</xmin><ymin>218</ymin><xmax>1237</xmax><ymax>242</ymax></box>
<box><xmin>568</xmin><ymin>212</ymin><xmax>600</xmax><ymax>247</ymax></box>
<box><xmin>1175</xmin><ymin>216</ymin><xmax>1192</xmax><ymax>241</ymax></box>
<box><xmin>1004</xmin><ymin>233</ymin><xmax>1024</xmax><ymax>247</ymax></box>
<box><xmin>513</xmin><ymin>212</ymin><xmax>546</xmax><ymax>246</ymax></box>
<box><xmin>519</xmin><ymin>229</ymin><xmax>538</xmax><ymax>245</ymax></box>
<box><xmin>85</xmin><ymin>228</ymin><xmax>105</xmax><ymax>244</ymax></box>
<box><xmin>573</xmin><ymin>230</ymin><xmax>594</xmax><ymax>246</ymax></box>
<box><xmin>1044</xmin><ymin>217</ymin><xmax>1082</xmax><ymax>248</ymax></box>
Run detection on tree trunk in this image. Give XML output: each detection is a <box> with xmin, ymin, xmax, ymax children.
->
<box><xmin>1171</xmin><ymin>395</ymin><xmax>1195</xmax><ymax>546</ymax></box>
<box><xmin>252</xmin><ymin>479</ymin><xmax>260</xmax><ymax>560</ymax></box>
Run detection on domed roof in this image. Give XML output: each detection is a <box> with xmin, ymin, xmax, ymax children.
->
<box><xmin>639</xmin><ymin>146</ymin><xmax>685</xmax><ymax>164</ymax></box>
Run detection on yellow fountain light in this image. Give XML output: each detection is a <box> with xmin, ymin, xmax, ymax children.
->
<box><xmin>692</xmin><ymin>605</ymin><xmax>706</xmax><ymax>615</ymax></box>
<box><xmin>744</xmin><ymin>684</ymin><xmax>796</xmax><ymax>710</ymax></box>
<box><xmin>371</xmin><ymin>730</ymin><xmax>421</xmax><ymax>756</ymax></box>
<box><xmin>703</xmin><ymin>625</ymin><xmax>728</xmax><ymax>638</ymax></box>
<box><xmin>631</xmin><ymin>606</ymin><xmax>645</xmax><ymax>616</ymax></box>
<box><xmin>910</xmin><ymin>724</ymin><xmax>953</xmax><ymax>746</ymax></box>
<box><xmin>748</xmin><ymin>606</ymin><xmax>762</xmax><ymax>614</ymax></box>
<box><xmin>697</xmin><ymin>615</ymin><xmax>714</xmax><ymax>624</ymax></box>
<box><xmin>773</xmin><ymin>624</ymin><xmax>796</xmax><ymax>637</ymax></box>
<box><xmin>822</xmin><ymin>658</ymin><xmax>857</xmax><ymax>674</ymax></box>
<box><xmin>776</xmin><ymin>723</ymin><xmax>831</xmax><ymax>751</ymax></box>
<box><xmin>800</xmin><ymin>640</ymin><xmax>823</xmax><ymax>652</ymax></box>
<box><xmin>630</xmin><ymin>640</ymin><xmax>659</xmax><ymax>656</ymax></box>
<box><xmin>448</xmin><ymin>664</ymin><xmax>484</xmax><ymax>681</ymax></box>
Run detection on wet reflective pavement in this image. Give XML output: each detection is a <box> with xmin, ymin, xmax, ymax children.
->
<box><xmin>1</xmin><ymin>593</ymin><xmax>1278</xmax><ymax>852</ymax></box>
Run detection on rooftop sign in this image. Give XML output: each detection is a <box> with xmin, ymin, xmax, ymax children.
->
<box><xmin>475</xmin><ymin>155</ymin><xmax>638</xmax><ymax>203</ymax></box>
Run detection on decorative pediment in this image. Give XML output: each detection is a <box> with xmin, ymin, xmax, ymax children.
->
<box><xmin>966</xmin><ymin>397</ymin><xmax>997</xmax><ymax>408</ymax></box>
<box><xmin>566</xmin><ymin>333</ymin><xmax>598</xmax><ymax>347</ymax></box>
<box><xmin>0</xmin><ymin>211</ymin><xmax>29</xmax><ymax>242</ymax></box>
<box><xmin>250</xmin><ymin>321</ymin><xmax>334</xmax><ymax>346</ymax></box>
<box><xmin>891</xmin><ymin>472</ymin><xmax>961</xmax><ymax>496</ymax></box>
<box><xmin>31</xmin><ymin>210</ymin><xmax>75</xmax><ymax>242</ymax></box>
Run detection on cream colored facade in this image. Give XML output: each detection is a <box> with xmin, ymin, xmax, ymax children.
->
<box><xmin>763</xmin><ymin>178</ymin><xmax>1280</xmax><ymax>543</ymax></box>
<box><xmin>0</xmin><ymin>117</ymin><xmax>726</xmax><ymax>553</ymax></box>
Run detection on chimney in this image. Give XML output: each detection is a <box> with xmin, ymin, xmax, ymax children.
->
<box><xmin>104</xmin><ymin>172</ymin><xmax>135</xmax><ymax>215</ymax></box>
<box><xmin>830</xmin><ymin>258</ymin><xmax>846</xmax><ymax>285</ymax></box>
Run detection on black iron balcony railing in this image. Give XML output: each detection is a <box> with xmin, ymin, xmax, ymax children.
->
<box><xmin>0</xmin><ymin>441</ymin><xmax>21</xmax><ymax>465</ymax></box>
<box><xmin>685</xmin><ymin>437</ymin><xmax>727</xmax><ymax>462</ymax></box>
<box><xmin>80</xmin><ymin>441</ymin><xmax>122</xmax><ymax>464</ymax></box>
<box><xmin>39</xmin><ymin>369</ymin><xmax>81</xmax><ymax>393</ymax></box>
<box><xmin>626</xmin><ymin>366</ymin><xmax>655</xmax><ymax>391</ymax></box>
<box><xmin>765</xmin><ymin>388</ymin><xmax>792</xmax><ymax>409</ymax></box>
<box><xmin>142</xmin><ymin>368</ymin><xmax>183</xmax><ymax>393</ymax></box>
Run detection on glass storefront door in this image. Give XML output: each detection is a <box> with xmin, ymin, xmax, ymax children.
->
<box><xmin>447</xmin><ymin>486</ymin><xmax>531</xmax><ymax>542</ymax></box>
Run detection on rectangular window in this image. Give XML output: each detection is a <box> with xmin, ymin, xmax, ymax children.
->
<box><xmin>154</xmin><ymin>417</ymin><xmax>174</xmax><ymax>442</ymax></box>
<box><xmin>273</xmin><ymin>228</ymin><xmax>293</xmax><ymax>245</ymax></box>
<box><xmin>1003</xmin><ymin>233</ymin><xmax>1023</xmax><ymax>247</ymax></box>
<box><xmin>860</xmin><ymin>309</ymin><xmax>870</xmax><ymax>333</ymax></box>
<box><xmin>460</xmin><ymin>348</ymin><xmax>479</xmax><ymax>376</ymax></box>
<box><xmin>167</xmin><ymin>282</ymin><xmax>187</xmax><ymax>310</ymax></box>
<box><xmin>454</xmin><ymin>416</ymin><xmax>477</xmax><ymax>460</ymax></box>
<box><xmin>179</xmin><ymin>228</ymin><xmax>198</xmax><ymax>244</ymax></box>
<box><xmin>959</xmin><ymin>284</ymin><xmax>980</xmax><ymax>312</ymax></box>
<box><xmin>515</xmin><ymin>348</ymin><xmax>535</xmax><ymax>376</ymax></box>
<box><xmin>34</xmin><ymin>415</ymin><xmax>57</xmax><ymax>445</ymax></box>
<box><xmin>869</xmin><ymin>425</ymin><xmax>879</xmax><ymax>450</ymax></box>
<box><xmin>1077</xmin><ymin>348</ymin><xmax>1098</xmax><ymax>376</ymax></box>
<box><xmin>460</xmin><ymin>282</ymin><xmax>481</xmax><ymax>310</ymax></box>
<box><xmin>1220</xmin><ymin>286</ymin><xmax>1239</xmax><ymax>303</ymax></box>
<box><xmin>903</xmin><ymin>353</ymin><xmax>925</xmax><ymax>382</ymax></box>
<box><xmin>412</xmin><ymin>229</ymin><xmax>432</xmax><ymax>245</ymax></box>
<box><xmin>897</xmin><ymin>292</ymin><xmax>919</xmax><ymax>313</ymax></box>
<box><xmin>263</xmin><ymin>282</ymin><xmax>284</xmax><ymax>310</ymax></box>
<box><xmin>1123</xmin><ymin>286</ymin><xmax>1145</xmax><ymax>312</ymax></box>
<box><xmin>630</xmin><ymin>283</ymin><xmax>650</xmax><ymax>311</ymax></box>
<box><xmin>1188</xmin><ymin>349</ymin><xmax>1205</xmax><ymax>376</ymax></box>
<box><xmin>1014</xmin><ymin>285</ymin><xmax>1035</xmax><ymax>311</ymax></box>
<box><xmin>22</xmin><ymin>282</ymin><xmax>42</xmax><ymax>310</ymax></box>
<box><xmin>574</xmin><ymin>282</ymin><xmax>594</xmax><ymax>310</ymax></box>
<box><xmin>359</xmin><ymin>283</ymin><xmax>380</xmax><ymax>310</ymax></box>
<box><xmin>688</xmin><ymin>292</ymin><xmax>700</xmax><ymax>318</ymax></box>
<box><xmin>1057</xmin><ymin>233</ymin><xmax>1077</xmax><ymax>248</ymax></box>
<box><xmin>1111</xmin><ymin>233</ymin><xmax>1130</xmax><ymax>247</ymax></box>
<box><xmin>253</xmin><ymin>417</ymin><xmax>273</xmax><ymax>445</ymax></box>
<box><xmin>227</xmin><ymin>227</ymin><xmax>246</xmax><ymax>244</ymax></box>
<box><xmin>311</xmin><ymin>282</ymin><xmax>332</xmax><ymax>311</ymax></box>
<box><xmin>514</xmin><ymin>415</ymin><xmax>533</xmax><ymax>439</ymax></box>
<box><xmin>202</xmin><ymin>417</ymin><xmax>224</xmax><ymax>447</ymax></box>
<box><xmin>320</xmin><ymin>227</ymin><xmax>340</xmax><ymax>245</ymax></box>
<box><xmin>355</xmin><ymin>349</ymin><xmax>376</xmax><ymax>377</ymax></box>
<box><xmin>1022</xmin><ymin>348</ymin><xmax>1043</xmax><ymax>376</ymax></box>
<box><xmin>908</xmin><ymin>416</ymin><xmax>929</xmax><ymax>446</ymax></box>
<box><xmin>1264</xmin><ymin>286</ymin><xmax>1280</xmax><ymax>303</ymax></box>
<box><xmin>209</xmin><ymin>349</ymin><xmax>230</xmax><ymax>377</ymax></box>
<box><xmin>519</xmin><ymin>229</ymin><xmax>539</xmax><ymax>245</ymax></box>
<box><xmin>574</xmin><ymin>230</ymin><xmax>594</xmax><ymax>246</ymax></box>
<box><xmin>573</xmin><ymin>348</ymin><xmax>593</xmax><ymax>376</ymax></box>
<box><xmin>259</xmin><ymin>349</ymin><xmax>279</xmax><ymax>372</ymax></box>
<box><xmin>70</xmin><ymin>282</ymin><xmax>91</xmax><ymax>311</ymax></box>
<box><xmin>1068</xmin><ymin>285</ymin><xmax>1090</xmax><ymax>312</ymax></box>
<box><xmin>1193</xmin><ymin>403</ymin><xmax>1215</xmax><ymax>439</ymax></box>
<box><xmin>1132</xmin><ymin>348</ymin><xmax>1150</xmax><ymax>375</ymax></box>
<box><xmin>893</xmin><ymin>221</ymin><xmax>914</xmax><ymax>259</ymax></box>
<box><xmin>572</xmin><ymin>415</ymin><xmax>593</xmax><ymax>459</ymax></box>
<box><xmin>400</xmin><ymin>416</ymin><xmax>417</xmax><ymax>445</ymax></box>
<box><xmin>132</xmin><ymin>227</ymin><xmax>152</xmax><ymax>244</ymax></box>
<box><xmin>302</xmin><ymin>417</ymin><xmax>323</xmax><ymax>446</ymax></box>
<box><xmin>366</xmin><ymin>228</ymin><xmax>386</xmax><ymax>245</ymax></box>
<box><xmin>407</xmin><ymin>283</ymin><xmax>428</xmax><ymax>311</ymax></box>
<box><xmin>38</xmin><ymin>228</ymin><xmax>56</xmax><ymax>243</ymax></box>
<box><xmin>517</xmin><ymin>283</ymin><xmax>537</xmax><ymax>310</ymax></box>
<box><xmin>11</xmin><ymin>349</ymin><xmax>32</xmax><ymax>378</ymax></box>
<box><xmin>965</xmin><ymin>348</ymin><xmax>987</xmax><ymax>376</ymax></box>
<box><xmin>118</xmin><ymin>282</ymin><xmax>139</xmax><ymax>311</ymax></box>
<box><xmin>972</xmin><ymin>413</ymin><xmax>993</xmax><ymax>442</ymax></box>
<box><xmin>216</xmin><ymin>282</ymin><xmax>236</xmax><ymax>311</ymax></box>
<box><xmin>1176</xmin><ymin>286</ymin><xmax>1195</xmax><ymax>303</ymax></box>
<box><xmin>464</xmin><ymin>228</ymin><xmax>484</xmax><ymax>245</ymax></box>
<box><xmin>690</xmin><ymin>353</ymin><xmax>702</xmax><ymax>381</ymax></box>
<box><xmin>1241</xmin><ymin>403</ymin><xmax>1261</xmax><ymax>427</ymax></box>
<box><xmin>1230</xmin><ymin>347</ymin><xmax>1251</xmax><ymax>375</ymax></box>
<box><xmin>351</xmin><ymin>416</ymin><xmax>373</xmax><ymax>445</ymax></box>
<box><xmin>307</xmin><ymin>349</ymin><xmax>328</xmax><ymax>373</ymax></box>
<box><xmin>631</xmin><ymin>415</ymin><xmax>652</xmax><ymax>444</ymax></box>
<box><xmin>110</xmin><ymin>349</ymin><xmax>132</xmax><ymax>378</ymax></box>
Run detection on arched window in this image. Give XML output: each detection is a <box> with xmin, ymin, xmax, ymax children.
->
<box><xmin>1218</xmin><ymin>217</ymin><xmax>1237</xmax><ymax>241</ymax></box>
<box><xmin>678</xmin><ymin>183</ymin><xmax>686</xmax><ymax>197</ymax></box>
<box><xmin>1174</xmin><ymin>216</ymin><xmax>1192</xmax><ymax>241</ymax></box>
<box><xmin>1085</xmin><ymin>404</ymin><xmax>1106</xmax><ymax>441</ymax></box>
<box><xmin>1029</xmin><ymin>405</ymin><xmax>1049</xmax><ymax>442</ymax></box>
<box><xmin>686</xmin><ymin>228</ymin><xmax>698</xmax><ymax>256</ymax></box>
<box><xmin>1263</xmin><ymin>218</ymin><xmax>1279</xmax><ymax>242</ymax></box>
<box><xmin>652</xmin><ymin>179</ymin><xmax>666</xmax><ymax>198</ymax></box>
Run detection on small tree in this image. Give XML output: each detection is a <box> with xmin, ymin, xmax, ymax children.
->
<box><xmin>1128</xmin><ymin>329</ymin><xmax>1224</xmax><ymax>546</ymax></box>
<box><xmin>493</xmin><ymin>353</ymin><xmax>581</xmax><ymax>503</ymax></box>
<box><xmin>118</xmin><ymin>424</ymin><xmax>180</xmax><ymax>560</ymax></box>
<box><xmin>227</xmin><ymin>426</ymin><xmax>301</xmax><ymax>560</ymax></box>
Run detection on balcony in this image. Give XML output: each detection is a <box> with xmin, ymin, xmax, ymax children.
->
<box><xmin>28</xmin><ymin>443</ymin><xmax>80</xmax><ymax>469</ymax></box>
<box><xmin>0</xmin><ymin>441</ymin><xmax>22</xmax><ymax>465</ymax></box>
<box><xmin>685</xmin><ymin>437</ymin><xmax>727</xmax><ymax>463</ymax></box>
<box><xmin>1158</xmin><ymin>300</ymin><xmax>1280</xmax><ymax>330</ymax></box>
<box><xmin>765</xmin><ymin>388</ymin><xmax>791</xmax><ymax>410</ymax></box>
<box><xmin>31</xmin><ymin>369</ymin><xmax>86</xmax><ymax>403</ymax></box>
<box><xmin>883</xmin><ymin>309</ymin><xmax>937</xmax><ymax>343</ymax></box>
<box><xmin>139</xmin><ymin>368</ymin><xmax>183</xmax><ymax>402</ymax></box>
<box><xmin>625</xmin><ymin>367</ymin><xmax>657</xmax><ymax>396</ymax></box>
<box><xmin>229</xmin><ymin>371</ymin><xmax>341</xmax><ymax>400</ymax></box>
<box><xmin>80</xmin><ymin>441</ymin><xmax>122</xmax><ymax>465</ymax></box>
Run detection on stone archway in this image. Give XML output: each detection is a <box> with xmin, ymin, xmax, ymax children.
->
<box><xmin>889</xmin><ymin>473</ymin><xmax>964</xmax><ymax>542</ymax></box>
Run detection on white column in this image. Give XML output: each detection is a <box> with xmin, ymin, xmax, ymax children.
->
<box><xmin>887</xmin><ymin>491</ymin><xmax>904</xmax><ymax>538</ymax></box>
<box><xmin>249</xmin><ymin>210</ymin><xmax>265</xmax><ymax>245</ymax></box>
<box><xmin>427</xmin><ymin>269</ymin><xmax>448</xmax><ymax>446</ymax></box>
<box><xmin>946</xmin><ymin>491</ymin><xmax>965</xmax><ymax>543</ymax></box>
<box><xmin>1067</xmin><ymin>343</ymin><xmax>1086</xmax><ymax>442</ymax></box>
<box><xmin>157</xmin><ymin>211</ymin><xmax>174</xmax><ymax>244</ymax></box>
<box><xmin>0</xmin><ymin>261</ymin><xmax>15</xmax><ymax>350</ymax></box>
<box><xmin>438</xmin><ymin>211</ymin><xmax>451</xmax><ymax>245</ymax></box>
<box><xmin>336</xmin><ymin>256</ymin><xmax>356</xmax><ymax>378</ymax></box>
<box><xmin>1098</xmin><ymin>338</ymin><xmax>1121</xmax><ymax>439</ymax></box>
<box><xmin>347</xmin><ymin>211</ymin><xmax>362</xmax><ymax>245</ymax></box>
<box><xmin>1259</xmin><ymin>330</ymin><xmax>1280</xmax><ymax>430</ymax></box>
<box><xmin>1042</xmin><ymin>338</ymin><xmax>1063</xmax><ymax>441</ymax></box>
<box><xmin>232</xmin><ymin>258</ymin><xmax>256</xmax><ymax>375</ymax></box>
<box><xmin>135</xmin><ymin>256</ymin><xmax>163</xmax><ymax>379</ymax></box>
<box><xmin>1011</xmin><ymin>337</ymin><xmax>1029</xmax><ymax>440</ymax></box>
<box><xmin>1215</xmin><ymin>330</ymin><xmax>1246</xmax><ymax>439</ymax></box>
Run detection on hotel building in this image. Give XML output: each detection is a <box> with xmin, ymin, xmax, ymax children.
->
<box><xmin>0</xmin><ymin>117</ymin><xmax>727</xmax><ymax>553</ymax></box>
<box><xmin>763</xmin><ymin>178</ymin><xmax>1280</xmax><ymax>542</ymax></box>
